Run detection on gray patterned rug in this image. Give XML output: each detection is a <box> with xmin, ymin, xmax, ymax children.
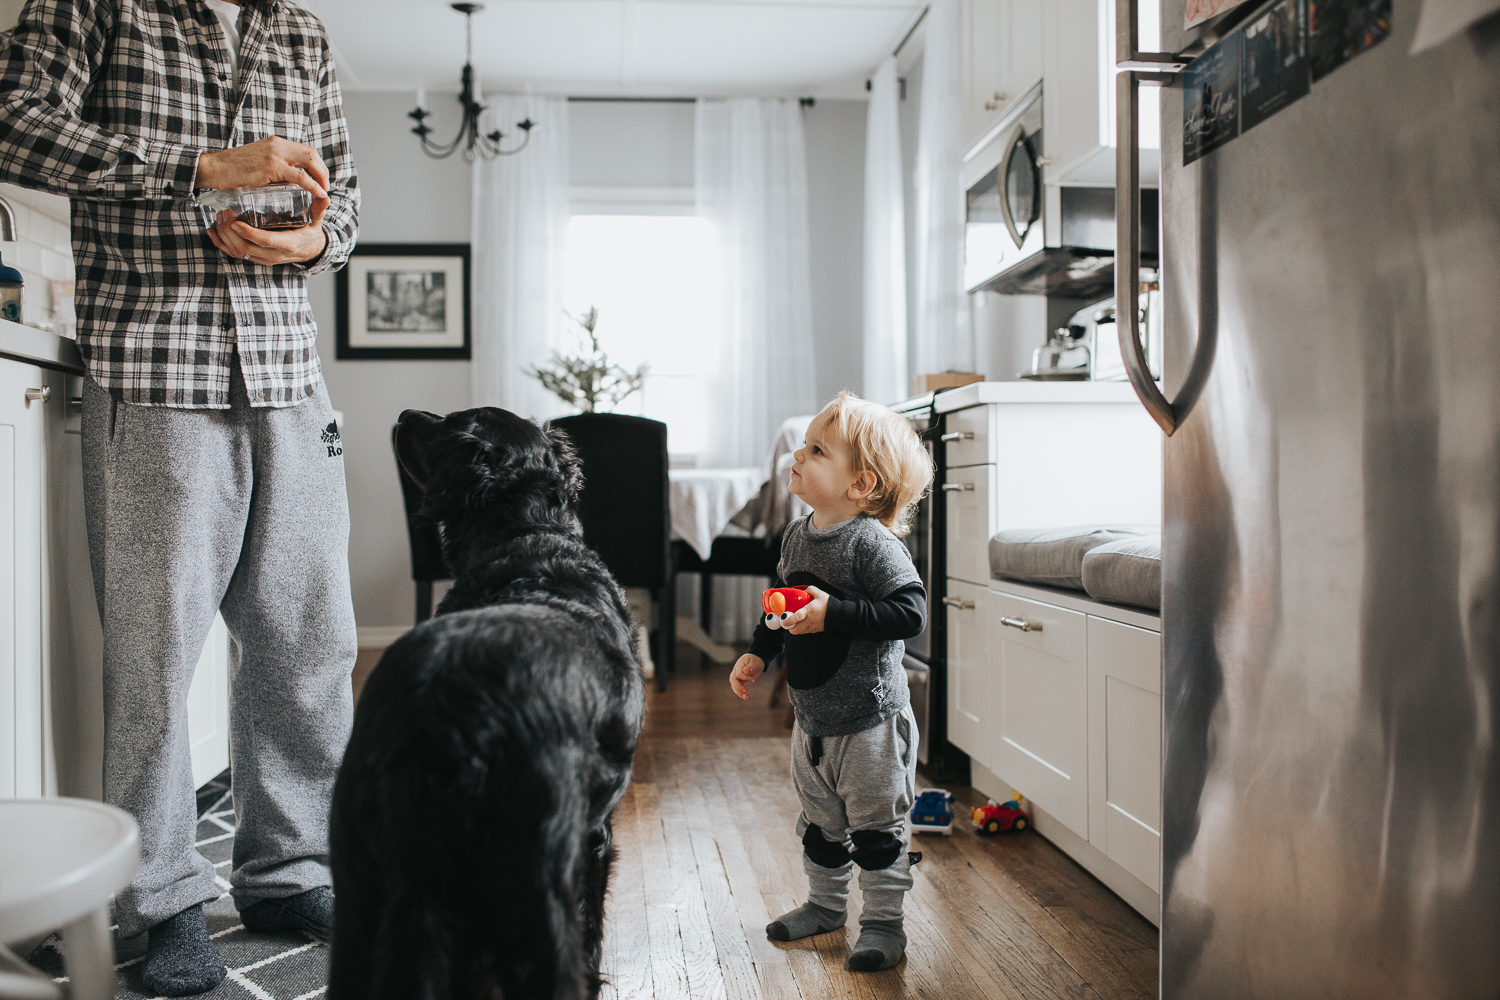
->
<box><xmin>29</xmin><ymin>772</ymin><xmax>329</xmax><ymax>1000</ymax></box>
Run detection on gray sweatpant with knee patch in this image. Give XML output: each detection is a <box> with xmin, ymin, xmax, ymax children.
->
<box><xmin>81</xmin><ymin>369</ymin><xmax>355</xmax><ymax>938</ymax></box>
<box><xmin>792</xmin><ymin>705</ymin><xmax>919</xmax><ymax>924</ymax></box>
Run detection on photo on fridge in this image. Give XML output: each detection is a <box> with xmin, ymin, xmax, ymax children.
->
<box><xmin>1242</xmin><ymin>0</ymin><xmax>1310</xmax><ymax>131</ymax></box>
<box><xmin>1183</xmin><ymin>32</ymin><xmax>1243</xmax><ymax>164</ymax></box>
<box><xmin>1308</xmin><ymin>0</ymin><xmax>1393</xmax><ymax>80</ymax></box>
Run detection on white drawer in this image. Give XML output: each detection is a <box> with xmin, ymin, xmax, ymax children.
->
<box><xmin>1087</xmin><ymin>616</ymin><xmax>1161</xmax><ymax>892</ymax></box>
<box><xmin>942</xmin><ymin>405</ymin><xmax>992</xmax><ymax>467</ymax></box>
<box><xmin>944</xmin><ymin>580</ymin><xmax>989</xmax><ymax>768</ymax></box>
<box><xmin>943</xmin><ymin>464</ymin><xmax>995</xmax><ymax>586</ymax></box>
<box><xmin>989</xmin><ymin>590</ymin><xmax>1090</xmax><ymax>839</ymax></box>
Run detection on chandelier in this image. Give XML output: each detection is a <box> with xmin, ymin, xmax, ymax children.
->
<box><xmin>408</xmin><ymin>3</ymin><xmax>534</xmax><ymax>161</ymax></box>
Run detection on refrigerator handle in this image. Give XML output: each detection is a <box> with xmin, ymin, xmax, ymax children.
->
<box><xmin>1115</xmin><ymin>0</ymin><xmax>1198</xmax><ymax>436</ymax></box>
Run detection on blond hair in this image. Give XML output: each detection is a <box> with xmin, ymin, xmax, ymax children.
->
<box><xmin>816</xmin><ymin>391</ymin><xmax>934</xmax><ymax>537</ymax></box>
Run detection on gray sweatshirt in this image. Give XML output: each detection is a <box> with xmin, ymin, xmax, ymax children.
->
<box><xmin>748</xmin><ymin>514</ymin><xmax>926</xmax><ymax>736</ymax></box>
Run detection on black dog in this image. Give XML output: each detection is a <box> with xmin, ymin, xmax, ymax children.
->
<box><xmin>329</xmin><ymin>407</ymin><xmax>645</xmax><ymax>1000</ymax></box>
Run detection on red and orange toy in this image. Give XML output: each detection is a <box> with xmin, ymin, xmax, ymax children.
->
<box><xmin>762</xmin><ymin>587</ymin><xmax>814</xmax><ymax>630</ymax></box>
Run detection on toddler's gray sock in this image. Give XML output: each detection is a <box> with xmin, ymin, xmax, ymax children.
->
<box><xmin>847</xmin><ymin>853</ymin><xmax>912</xmax><ymax>971</ymax></box>
<box><xmin>766</xmin><ymin>857</ymin><xmax>852</xmax><ymax>941</ymax></box>
<box><xmin>846</xmin><ymin>918</ymin><xmax>907</xmax><ymax>971</ymax></box>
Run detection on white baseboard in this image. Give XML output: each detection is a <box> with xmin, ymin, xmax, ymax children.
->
<box><xmin>357</xmin><ymin>626</ymin><xmax>410</xmax><ymax>649</ymax></box>
<box><xmin>970</xmin><ymin>758</ymin><xmax>1161</xmax><ymax>926</ymax></box>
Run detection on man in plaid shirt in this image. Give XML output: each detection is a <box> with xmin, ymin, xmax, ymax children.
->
<box><xmin>0</xmin><ymin>0</ymin><xmax>359</xmax><ymax>992</ymax></box>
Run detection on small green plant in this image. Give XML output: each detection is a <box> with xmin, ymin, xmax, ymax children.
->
<box><xmin>526</xmin><ymin>307</ymin><xmax>649</xmax><ymax>413</ymax></box>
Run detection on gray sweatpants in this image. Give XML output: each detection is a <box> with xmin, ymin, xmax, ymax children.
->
<box><xmin>81</xmin><ymin>367</ymin><xmax>356</xmax><ymax>938</ymax></box>
<box><xmin>791</xmin><ymin>705</ymin><xmax>919</xmax><ymax>925</ymax></box>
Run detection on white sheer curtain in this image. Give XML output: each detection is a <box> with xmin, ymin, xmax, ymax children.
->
<box><xmin>913</xmin><ymin>0</ymin><xmax>972</xmax><ymax>377</ymax></box>
<box><xmin>863</xmin><ymin>56</ymin><xmax>908</xmax><ymax>405</ymax></box>
<box><xmin>471</xmin><ymin>94</ymin><xmax>571</xmax><ymax>416</ymax></box>
<box><xmin>695</xmin><ymin>97</ymin><xmax>817</xmax><ymax>469</ymax></box>
<box><xmin>694</xmin><ymin>97</ymin><xmax>817</xmax><ymax>643</ymax></box>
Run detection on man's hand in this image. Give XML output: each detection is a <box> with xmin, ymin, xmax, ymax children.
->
<box><xmin>208</xmin><ymin>212</ymin><xmax>328</xmax><ymax>265</ymax></box>
<box><xmin>196</xmin><ymin>136</ymin><xmax>330</xmax><ymax>200</ymax></box>
<box><xmin>787</xmin><ymin>585</ymin><xmax>829</xmax><ymax>634</ymax></box>
<box><xmin>729</xmin><ymin>653</ymin><xmax>766</xmax><ymax>701</ymax></box>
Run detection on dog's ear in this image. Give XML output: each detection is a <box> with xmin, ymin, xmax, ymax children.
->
<box><xmin>545</xmin><ymin>424</ymin><xmax>585</xmax><ymax>507</ymax></box>
<box><xmin>394</xmin><ymin>409</ymin><xmax>445</xmax><ymax>488</ymax></box>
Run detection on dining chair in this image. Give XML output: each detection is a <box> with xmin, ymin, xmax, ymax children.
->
<box><xmin>550</xmin><ymin>413</ymin><xmax>675</xmax><ymax>691</ymax></box>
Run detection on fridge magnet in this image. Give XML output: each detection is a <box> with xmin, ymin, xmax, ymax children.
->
<box><xmin>1242</xmin><ymin>0</ymin><xmax>1310</xmax><ymax>132</ymax></box>
<box><xmin>1308</xmin><ymin>0</ymin><xmax>1393</xmax><ymax>80</ymax></box>
<box><xmin>1183</xmin><ymin>32</ymin><xmax>1243</xmax><ymax>165</ymax></box>
<box><xmin>336</xmin><ymin>243</ymin><xmax>471</xmax><ymax>360</ymax></box>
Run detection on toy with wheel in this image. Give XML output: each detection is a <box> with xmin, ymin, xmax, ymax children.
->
<box><xmin>972</xmin><ymin>795</ymin><xmax>1029</xmax><ymax>835</ymax></box>
<box><xmin>762</xmin><ymin>586</ymin><xmax>814</xmax><ymax>630</ymax></box>
<box><xmin>909</xmin><ymin>788</ymin><xmax>956</xmax><ymax>834</ymax></box>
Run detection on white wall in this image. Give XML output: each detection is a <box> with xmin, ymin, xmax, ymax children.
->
<box><xmin>307</xmin><ymin>90</ymin><xmax>474</xmax><ymax>632</ymax></box>
<box><xmin>313</xmin><ymin>94</ymin><xmax>869</xmax><ymax>628</ymax></box>
<box><xmin>803</xmin><ymin>99</ymin><xmax>867</xmax><ymax>407</ymax></box>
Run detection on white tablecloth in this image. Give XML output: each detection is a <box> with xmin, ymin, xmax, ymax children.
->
<box><xmin>669</xmin><ymin>467</ymin><xmax>764</xmax><ymax>561</ymax></box>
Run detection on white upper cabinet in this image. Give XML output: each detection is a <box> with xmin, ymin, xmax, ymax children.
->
<box><xmin>963</xmin><ymin>0</ymin><xmax>1044</xmax><ymax>152</ymax></box>
<box><xmin>1041</xmin><ymin>0</ymin><xmax>1161</xmax><ymax>187</ymax></box>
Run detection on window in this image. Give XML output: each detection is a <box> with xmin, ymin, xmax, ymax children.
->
<box><xmin>562</xmin><ymin>211</ymin><xmax>721</xmax><ymax>457</ymax></box>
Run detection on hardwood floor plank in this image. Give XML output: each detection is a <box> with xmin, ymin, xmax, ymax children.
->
<box><xmin>601</xmin><ymin>784</ymin><xmax>650</xmax><ymax>1000</ymax></box>
<box><xmin>653</xmin><ymin>740</ymin><xmax>731</xmax><ymax>1000</ymax></box>
<box><xmin>634</xmin><ymin>781</ymin><xmax>691</xmax><ymax>1000</ymax></box>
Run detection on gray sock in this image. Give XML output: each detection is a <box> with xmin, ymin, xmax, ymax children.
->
<box><xmin>848</xmin><ymin>857</ymin><xmax>911</xmax><ymax>972</ymax></box>
<box><xmin>846</xmin><ymin>918</ymin><xmax>906</xmax><ymax>971</ymax></box>
<box><xmin>767</xmin><ymin>857</ymin><xmax>852</xmax><ymax>941</ymax></box>
<box><xmin>141</xmin><ymin>904</ymin><xmax>226</xmax><ymax>997</ymax></box>
<box><xmin>766</xmin><ymin>902</ymin><xmax>847</xmax><ymax>941</ymax></box>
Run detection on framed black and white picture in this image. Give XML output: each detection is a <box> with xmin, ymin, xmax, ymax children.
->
<box><xmin>335</xmin><ymin>243</ymin><xmax>470</xmax><ymax>360</ymax></box>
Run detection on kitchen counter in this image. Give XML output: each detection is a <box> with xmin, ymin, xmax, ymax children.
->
<box><xmin>0</xmin><ymin>318</ymin><xmax>84</xmax><ymax>375</ymax></box>
<box><xmin>930</xmin><ymin>380</ymin><xmax>1143</xmax><ymax>414</ymax></box>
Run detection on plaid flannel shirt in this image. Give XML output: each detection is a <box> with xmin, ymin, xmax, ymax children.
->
<box><xmin>0</xmin><ymin>0</ymin><xmax>359</xmax><ymax>407</ymax></box>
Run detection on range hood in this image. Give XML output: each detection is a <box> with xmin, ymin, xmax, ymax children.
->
<box><xmin>973</xmin><ymin>189</ymin><xmax>1159</xmax><ymax>298</ymax></box>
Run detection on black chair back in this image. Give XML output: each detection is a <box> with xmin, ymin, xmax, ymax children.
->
<box><xmin>392</xmin><ymin>426</ymin><xmax>450</xmax><ymax>621</ymax></box>
<box><xmin>551</xmin><ymin>413</ymin><xmax>672</xmax><ymax>589</ymax></box>
<box><xmin>551</xmin><ymin>413</ymin><xmax>675</xmax><ymax>687</ymax></box>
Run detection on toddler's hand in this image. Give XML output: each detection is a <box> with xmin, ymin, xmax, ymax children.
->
<box><xmin>788</xmin><ymin>586</ymin><xmax>829</xmax><ymax>634</ymax></box>
<box><xmin>729</xmin><ymin>653</ymin><xmax>765</xmax><ymax>700</ymax></box>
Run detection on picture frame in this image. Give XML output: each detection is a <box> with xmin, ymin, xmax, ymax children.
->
<box><xmin>335</xmin><ymin>243</ymin><xmax>471</xmax><ymax>360</ymax></box>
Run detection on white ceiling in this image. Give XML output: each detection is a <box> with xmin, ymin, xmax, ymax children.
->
<box><xmin>297</xmin><ymin>0</ymin><xmax>926</xmax><ymax>100</ymax></box>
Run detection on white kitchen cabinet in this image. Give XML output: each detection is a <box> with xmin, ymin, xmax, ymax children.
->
<box><xmin>989</xmin><ymin>589</ymin><xmax>1091</xmax><ymax>838</ymax></box>
<box><xmin>1041</xmin><ymin>0</ymin><xmax>1161</xmax><ymax>187</ymax></box>
<box><xmin>2</xmin><ymin>343</ymin><xmax>229</xmax><ymax>801</ymax></box>
<box><xmin>1087</xmin><ymin>616</ymin><xmax>1161</xmax><ymax>892</ymax></box>
<box><xmin>963</xmin><ymin>0</ymin><xmax>1044</xmax><ymax>152</ymax></box>
<box><xmin>944</xmin><ymin>579</ymin><xmax>990</xmax><ymax>768</ymax></box>
<box><xmin>943</xmin><ymin>464</ymin><xmax>996</xmax><ymax>587</ymax></box>
<box><xmin>0</xmin><ymin>356</ymin><xmax>50</xmax><ymax>798</ymax></box>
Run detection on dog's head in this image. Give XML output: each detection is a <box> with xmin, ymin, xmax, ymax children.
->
<box><xmin>395</xmin><ymin>407</ymin><xmax>584</xmax><ymax>568</ymax></box>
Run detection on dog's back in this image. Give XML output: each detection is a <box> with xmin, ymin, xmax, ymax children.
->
<box><xmin>330</xmin><ymin>407</ymin><xmax>644</xmax><ymax>1000</ymax></box>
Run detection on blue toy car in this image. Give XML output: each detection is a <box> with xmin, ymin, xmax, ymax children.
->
<box><xmin>909</xmin><ymin>788</ymin><xmax>956</xmax><ymax>835</ymax></box>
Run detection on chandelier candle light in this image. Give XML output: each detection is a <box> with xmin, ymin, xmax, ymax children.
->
<box><xmin>408</xmin><ymin>2</ymin><xmax>534</xmax><ymax>161</ymax></box>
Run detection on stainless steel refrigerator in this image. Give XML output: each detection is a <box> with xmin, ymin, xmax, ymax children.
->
<box><xmin>1112</xmin><ymin>0</ymin><xmax>1500</xmax><ymax>995</ymax></box>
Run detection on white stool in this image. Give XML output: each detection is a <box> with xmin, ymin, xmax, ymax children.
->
<box><xmin>0</xmin><ymin>800</ymin><xmax>139</xmax><ymax>1000</ymax></box>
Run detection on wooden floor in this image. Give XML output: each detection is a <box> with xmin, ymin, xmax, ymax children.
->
<box><xmin>601</xmin><ymin>652</ymin><xmax>1159</xmax><ymax>1000</ymax></box>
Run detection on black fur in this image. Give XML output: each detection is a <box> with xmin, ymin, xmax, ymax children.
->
<box><xmin>329</xmin><ymin>406</ymin><xmax>645</xmax><ymax>1000</ymax></box>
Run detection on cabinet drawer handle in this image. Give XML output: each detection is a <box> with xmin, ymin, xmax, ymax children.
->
<box><xmin>940</xmin><ymin>431</ymin><xmax>974</xmax><ymax>442</ymax></box>
<box><xmin>1000</xmin><ymin>616</ymin><xmax>1042</xmax><ymax>632</ymax></box>
<box><xmin>941</xmin><ymin>482</ymin><xmax>975</xmax><ymax>492</ymax></box>
<box><xmin>24</xmin><ymin>386</ymin><xmax>50</xmax><ymax>403</ymax></box>
<box><xmin>943</xmin><ymin>596</ymin><xmax>976</xmax><ymax>610</ymax></box>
